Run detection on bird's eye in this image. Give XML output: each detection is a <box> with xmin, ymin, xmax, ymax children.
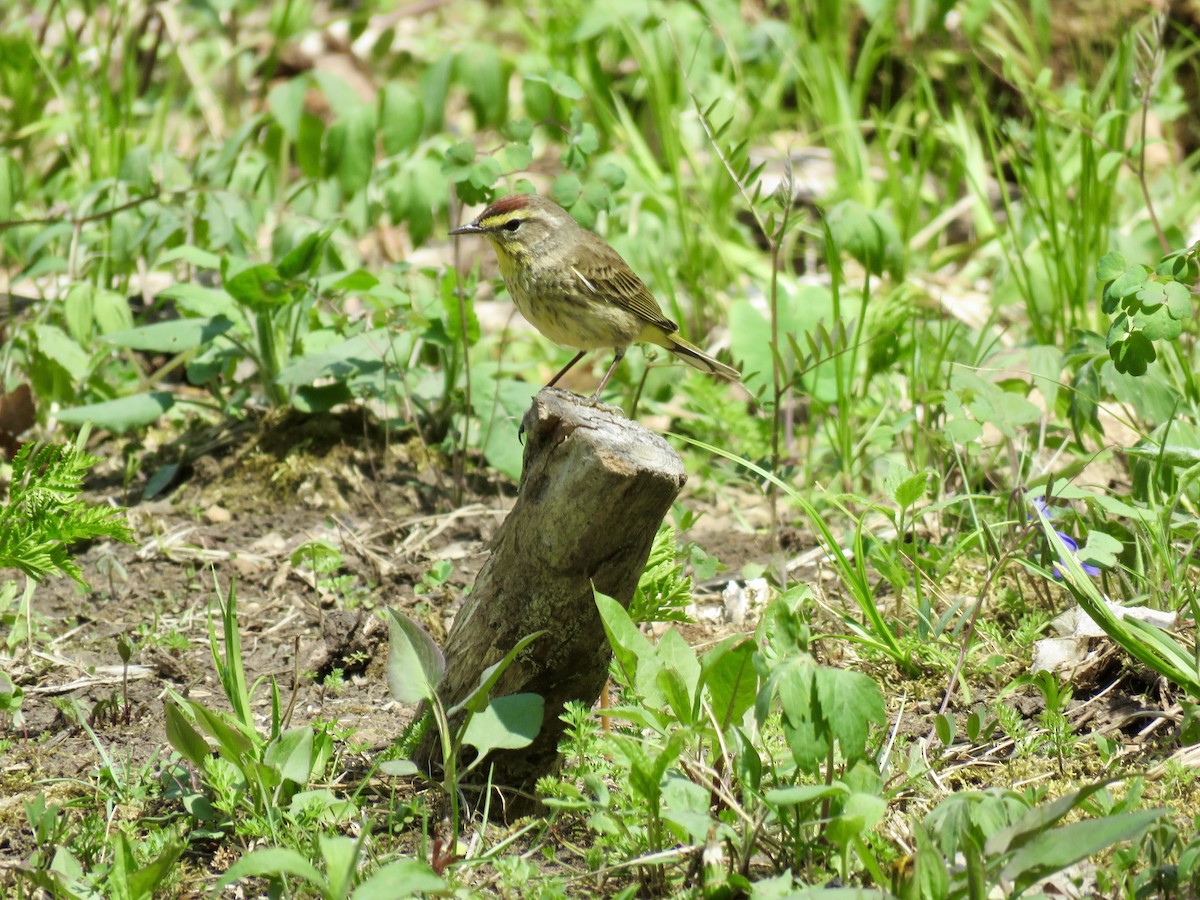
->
<box><xmin>502</xmin><ymin>218</ymin><xmax>522</xmax><ymax>232</ymax></box>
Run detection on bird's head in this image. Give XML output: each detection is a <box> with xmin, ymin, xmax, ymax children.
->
<box><xmin>449</xmin><ymin>194</ymin><xmax>575</xmax><ymax>266</ymax></box>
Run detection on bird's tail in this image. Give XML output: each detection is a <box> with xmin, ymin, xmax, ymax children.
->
<box><xmin>663</xmin><ymin>333</ymin><xmax>740</xmax><ymax>381</ymax></box>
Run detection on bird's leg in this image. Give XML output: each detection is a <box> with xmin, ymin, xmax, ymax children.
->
<box><xmin>545</xmin><ymin>350</ymin><xmax>587</xmax><ymax>389</ymax></box>
<box><xmin>587</xmin><ymin>349</ymin><xmax>625</xmax><ymax>403</ymax></box>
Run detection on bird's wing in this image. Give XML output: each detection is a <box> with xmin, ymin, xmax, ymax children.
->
<box><xmin>568</xmin><ymin>240</ymin><xmax>678</xmax><ymax>333</ymax></box>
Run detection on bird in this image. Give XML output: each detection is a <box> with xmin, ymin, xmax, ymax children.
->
<box><xmin>449</xmin><ymin>194</ymin><xmax>740</xmax><ymax>401</ymax></box>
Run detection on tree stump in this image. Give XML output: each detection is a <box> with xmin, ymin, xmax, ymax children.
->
<box><xmin>412</xmin><ymin>388</ymin><xmax>685</xmax><ymax>813</ymax></box>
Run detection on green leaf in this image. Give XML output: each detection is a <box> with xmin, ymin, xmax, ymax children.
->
<box><xmin>352</xmin><ymin>860</ymin><xmax>444</xmax><ymax>900</ymax></box>
<box><xmin>379</xmin><ymin>82</ymin><xmax>424</xmax><ymax>155</ymax></box>
<box><xmin>828</xmin><ymin>200</ymin><xmax>899</xmax><ymax>275</ymax></box>
<box><xmin>442</xmin><ymin>277</ymin><xmax>480</xmax><ymax>344</ymax></box>
<box><xmin>158</xmin><ymin>283</ymin><xmax>239</xmax><ymax>319</ymax></box>
<box><xmin>379</xmin><ymin>759</ymin><xmax>419</xmax><ymax>777</ymax></box>
<box><xmin>595</xmin><ymin>589</ymin><xmax>657</xmax><ymax>695</ymax></box>
<box><xmin>57</xmin><ymin>392</ymin><xmax>175</xmax><ymax>431</ymax></box>
<box><xmin>159</xmin><ymin>245</ymin><xmax>222</xmax><ymax>270</ymax></box>
<box><xmin>125</xmin><ymin>835</ymin><xmax>184</xmax><ymax>899</ymax></box>
<box><xmin>455</xmin><ymin>43</ymin><xmax>507</xmax><ymax>127</ymax></box>
<box><xmin>885</xmin><ymin>462</ymin><xmax>928</xmax><ymax>508</ymax></box>
<box><xmin>277</xmin><ymin>230</ymin><xmax>329</xmax><ymax>280</ymax></box>
<box><xmin>93</xmin><ymin>288</ymin><xmax>135</xmax><ymax>334</ymax></box>
<box><xmin>764</xmin><ymin>783</ymin><xmax>846</xmax><ymax>807</ymax></box>
<box><xmin>545</xmin><ymin>69</ymin><xmax>584</xmax><ymax>100</ymax></box>
<box><xmin>103</xmin><ymin>316</ymin><xmax>234</xmax><ymax>352</ymax></box>
<box><xmin>214</xmin><ymin>848</ymin><xmax>325</xmax><ymax>894</ymax></box>
<box><xmin>1003</xmin><ymin>810</ymin><xmax>1163</xmax><ymax>892</ymax></box>
<box><xmin>1105</xmin><ymin>264</ymin><xmax>1150</xmax><ymax>302</ymax></box>
<box><xmin>318</xmin><ymin>835</ymin><xmax>358</xmax><ymax>900</ymax></box>
<box><xmin>470</xmin><ymin>373</ymin><xmax>537</xmax><ymax>481</ymax></box>
<box><xmin>1165</xmin><ymin>279</ymin><xmax>1192</xmax><ymax>319</ymax></box>
<box><xmin>461</xmin><ymin>693</ymin><xmax>545</xmax><ymax>759</ymax></box>
<box><xmin>264</xmin><ymin>727</ymin><xmax>316</xmax><ymax>785</ymax></box>
<box><xmin>1136</xmin><ymin>280</ymin><xmax>1166</xmax><ymax>310</ymax></box>
<box><xmin>276</xmin><ymin>328</ymin><xmax>411</xmax><ymax>386</ymax></box>
<box><xmin>1095</xmin><ymin>251</ymin><xmax>1127</xmax><ymax>282</ymax></box>
<box><xmin>385</xmin><ymin>608</ymin><xmax>445</xmax><ymax>703</ymax></box>
<box><xmin>165</xmin><ymin>699</ymin><xmax>212</xmax><ymax>768</ymax></box>
<box><xmin>325</xmin><ymin>103</ymin><xmax>377</xmax><ymax>196</ymax></box>
<box><xmin>815</xmin><ymin>667</ymin><xmax>886</xmax><ymax>760</ymax></box>
<box><xmin>225</xmin><ymin>264</ymin><xmax>289</xmax><ymax>307</ymax></box>
<box><xmin>655</xmin><ymin>628</ymin><xmax>700</xmax><ymax>719</ymax></box>
<box><xmin>701</xmin><ymin>638</ymin><xmax>758</xmax><ymax>731</ymax></box>
<box><xmin>63</xmin><ymin>284</ymin><xmax>95</xmax><ymax>345</ymax></box>
<box><xmin>268</xmin><ymin>75</ymin><xmax>308</xmax><ymax>142</ymax></box>
<box><xmin>32</xmin><ymin>324</ymin><xmax>90</xmax><ymax>380</ymax></box>
<box><xmin>826</xmin><ymin>791</ymin><xmax>887</xmax><ymax>848</ymax></box>
<box><xmin>1109</xmin><ymin>330</ymin><xmax>1154</xmax><ymax>376</ymax></box>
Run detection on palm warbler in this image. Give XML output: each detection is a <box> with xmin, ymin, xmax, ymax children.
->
<box><xmin>450</xmin><ymin>194</ymin><xmax>740</xmax><ymax>400</ymax></box>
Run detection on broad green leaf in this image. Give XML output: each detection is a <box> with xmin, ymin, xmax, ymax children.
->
<box><xmin>385</xmin><ymin>608</ymin><xmax>445</xmax><ymax>703</ymax></box>
<box><xmin>277</xmin><ymin>229</ymin><xmax>329</xmax><ymax>280</ymax></box>
<box><xmin>158</xmin><ymin>245</ymin><xmax>221</xmax><ymax>270</ymax></box>
<box><xmin>276</xmin><ymin>328</ymin><xmax>405</xmax><ymax>386</ymax></box>
<box><xmin>32</xmin><ymin>324</ymin><xmax>89</xmax><ymax>380</ymax></box>
<box><xmin>353</xmin><ymin>860</ymin><xmax>444</xmax><ymax>900</ymax></box>
<box><xmin>595</xmin><ymin>589</ymin><xmax>656</xmax><ymax>693</ymax></box>
<box><xmin>379</xmin><ymin>81</ymin><xmax>424</xmax><ymax>155</ymax></box>
<box><xmin>462</xmin><ymin>692</ymin><xmax>544</xmax><ymax>760</ymax></box>
<box><xmin>330</xmin><ymin>103</ymin><xmax>377</xmax><ymax>196</ymax></box>
<box><xmin>885</xmin><ymin>462</ymin><xmax>928</xmax><ymax>508</ymax></box>
<box><xmin>57</xmin><ymin>392</ymin><xmax>175</xmax><ymax>431</ymax></box>
<box><xmin>118</xmin><ymin>145</ymin><xmax>153</xmax><ymax>193</ymax></box>
<box><xmin>319</xmin><ymin>835</ymin><xmax>358</xmax><ymax>900</ymax></box>
<box><xmin>264</xmin><ymin>727</ymin><xmax>315</xmax><ymax>785</ymax></box>
<box><xmin>764</xmin><ymin>783</ymin><xmax>846</xmax><ymax>807</ymax></box>
<box><xmin>165</xmin><ymin>699</ymin><xmax>212</xmax><ymax>768</ymax></box>
<box><xmin>292</xmin><ymin>383</ymin><xmax>354</xmax><ymax>413</ymax></box>
<box><xmin>1165</xmin><ymin>279</ymin><xmax>1192</xmax><ymax>319</ymax></box>
<box><xmin>225</xmin><ymin>264</ymin><xmax>288</xmax><ymax>307</ymax></box>
<box><xmin>655</xmin><ymin>627</ymin><xmax>700</xmax><ymax>715</ymax></box>
<box><xmin>158</xmin><ymin>283</ymin><xmax>239</xmax><ymax>319</ymax></box>
<box><xmin>268</xmin><ymin>75</ymin><xmax>308</xmax><ymax>141</ymax></box>
<box><xmin>1104</xmin><ymin>264</ymin><xmax>1149</xmax><ymax>302</ymax></box>
<box><xmin>1080</xmin><ymin>531</ymin><xmax>1122</xmax><ymax>568</ymax></box>
<box><xmin>1004</xmin><ymin>810</ymin><xmax>1163</xmax><ymax>892</ymax></box>
<box><xmin>189</xmin><ymin>702</ymin><xmax>257</xmax><ymax>761</ymax></box>
<box><xmin>455</xmin><ymin>43</ymin><xmax>507</xmax><ymax>127</ymax></box>
<box><xmin>214</xmin><ymin>848</ymin><xmax>324</xmax><ymax>894</ymax></box>
<box><xmin>63</xmin><ymin>284</ymin><xmax>94</xmax><ymax>344</ymax></box>
<box><xmin>1096</xmin><ymin>251</ymin><xmax>1127</xmax><ymax>282</ymax></box>
<box><xmin>470</xmin><ymin>373</ymin><xmax>537</xmax><ymax>481</ymax></box>
<box><xmin>379</xmin><ymin>759</ymin><xmax>419</xmax><ymax>777</ymax></box>
<box><xmin>0</xmin><ymin>155</ymin><xmax>19</xmax><ymax>219</ymax></box>
<box><xmin>93</xmin><ymin>288</ymin><xmax>135</xmax><ymax>334</ymax></box>
<box><xmin>826</xmin><ymin>791</ymin><xmax>887</xmax><ymax>847</ymax></box>
<box><xmin>828</xmin><ymin>200</ymin><xmax>900</xmax><ymax>275</ymax></box>
<box><xmin>103</xmin><ymin>316</ymin><xmax>234</xmax><ymax>352</ymax></box>
<box><xmin>701</xmin><ymin>637</ymin><xmax>757</xmax><ymax>731</ymax></box>
<box><xmin>815</xmin><ymin>666</ymin><xmax>886</xmax><ymax>760</ymax></box>
<box><xmin>125</xmin><ymin>835</ymin><xmax>184</xmax><ymax>899</ymax></box>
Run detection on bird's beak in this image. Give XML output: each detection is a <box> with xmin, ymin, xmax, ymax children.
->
<box><xmin>449</xmin><ymin>221</ymin><xmax>484</xmax><ymax>236</ymax></box>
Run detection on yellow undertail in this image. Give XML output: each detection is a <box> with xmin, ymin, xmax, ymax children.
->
<box><xmin>641</xmin><ymin>325</ymin><xmax>740</xmax><ymax>380</ymax></box>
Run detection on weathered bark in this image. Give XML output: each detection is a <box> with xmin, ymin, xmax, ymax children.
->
<box><xmin>412</xmin><ymin>388</ymin><xmax>685</xmax><ymax>813</ymax></box>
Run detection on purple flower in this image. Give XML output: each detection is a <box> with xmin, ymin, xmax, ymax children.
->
<box><xmin>1047</xmin><ymin>530</ymin><xmax>1101</xmax><ymax>577</ymax></box>
<box><xmin>1028</xmin><ymin>494</ymin><xmax>1102</xmax><ymax>578</ymax></box>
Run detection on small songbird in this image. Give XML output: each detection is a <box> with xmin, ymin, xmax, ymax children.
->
<box><xmin>450</xmin><ymin>194</ymin><xmax>740</xmax><ymax>401</ymax></box>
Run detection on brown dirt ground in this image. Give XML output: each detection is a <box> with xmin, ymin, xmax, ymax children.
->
<box><xmin>0</xmin><ymin>408</ymin><xmax>1194</xmax><ymax>893</ymax></box>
